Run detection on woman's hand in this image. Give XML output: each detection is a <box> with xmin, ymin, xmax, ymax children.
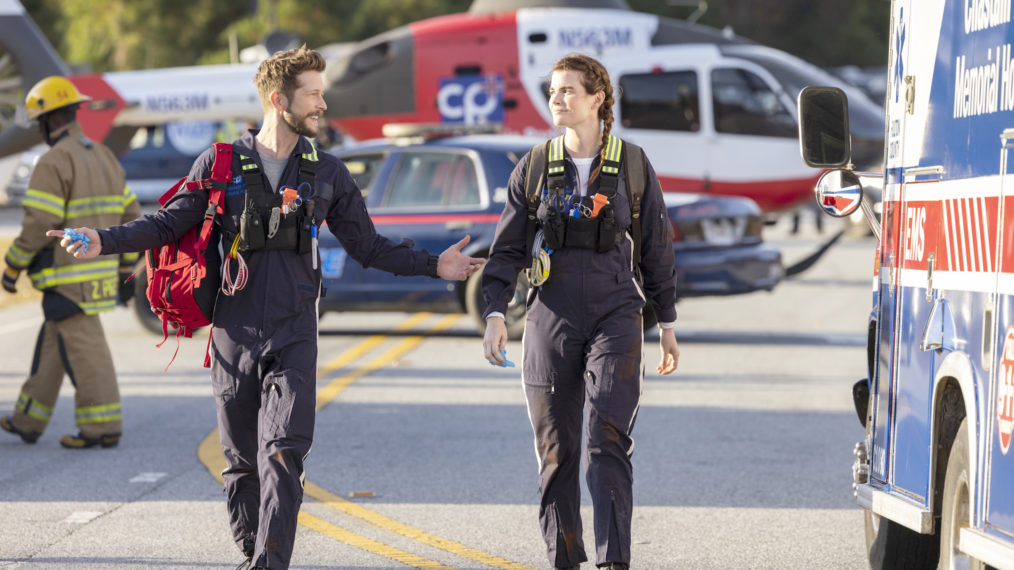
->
<box><xmin>483</xmin><ymin>316</ymin><xmax>509</xmax><ymax>366</ymax></box>
<box><xmin>657</xmin><ymin>328</ymin><xmax>679</xmax><ymax>375</ymax></box>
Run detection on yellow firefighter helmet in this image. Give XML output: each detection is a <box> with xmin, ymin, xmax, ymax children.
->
<box><xmin>24</xmin><ymin>76</ymin><xmax>91</xmax><ymax>120</ymax></box>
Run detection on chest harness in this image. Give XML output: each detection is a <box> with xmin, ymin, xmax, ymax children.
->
<box><xmin>527</xmin><ymin>134</ymin><xmax>627</xmax><ymax>286</ymax></box>
<box><xmin>220</xmin><ymin>146</ymin><xmax>319</xmax><ymax>295</ymax></box>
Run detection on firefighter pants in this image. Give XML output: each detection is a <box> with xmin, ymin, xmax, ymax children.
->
<box><xmin>11</xmin><ymin>312</ymin><xmax>122</xmax><ymax>438</ymax></box>
<box><xmin>522</xmin><ymin>277</ymin><xmax>645</xmax><ymax>568</ymax></box>
<box><xmin>210</xmin><ymin>314</ymin><xmax>316</xmax><ymax>570</ymax></box>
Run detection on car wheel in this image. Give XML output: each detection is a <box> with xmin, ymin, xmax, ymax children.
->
<box><xmin>939</xmin><ymin>419</ymin><xmax>986</xmax><ymax>570</ymax></box>
<box><xmin>131</xmin><ymin>267</ymin><xmax>165</xmax><ymax>335</ymax></box>
<box><xmin>465</xmin><ymin>267</ymin><xmax>528</xmax><ymax>341</ymax></box>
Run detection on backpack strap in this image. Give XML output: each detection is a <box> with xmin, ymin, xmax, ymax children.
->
<box><xmin>523</xmin><ymin>140</ymin><xmax>550</xmax><ymax>265</ymax></box>
<box><xmin>596</xmin><ymin>135</ymin><xmax>623</xmax><ymax>201</ymax></box>
<box><xmin>191</xmin><ymin>143</ymin><xmax>232</xmax><ymax>251</ymax></box>
<box><xmin>622</xmin><ymin>140</ymin><xmax>646</xmax><ymax>266</ymax></box>
<box><xmin>299</xmin><ymin>141</ymin><xmax>318</xmax><ymax>192</ymax></box>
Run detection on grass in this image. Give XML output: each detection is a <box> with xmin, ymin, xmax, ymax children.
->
<box><xmin>0</xmin><ymin>237</ymin><xmax>42</xmax><ymax>310</ymax></box>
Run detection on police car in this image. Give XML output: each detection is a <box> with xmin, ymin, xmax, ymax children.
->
<box><xmin>313</xmin><ymin>131</ymin><xmax>782</xmax><ymax>338</ymax></box>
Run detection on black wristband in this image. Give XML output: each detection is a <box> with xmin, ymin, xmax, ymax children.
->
<box><xmin>426</xmin><ymin>254</ymin><xmax>439</xmax><ymax>279</ymax></box>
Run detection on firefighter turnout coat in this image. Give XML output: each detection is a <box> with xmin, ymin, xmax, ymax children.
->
<box><xmin>4</xmin><ymin>122</ymin><xmax>141</xmax><ymax>312</ymax></box>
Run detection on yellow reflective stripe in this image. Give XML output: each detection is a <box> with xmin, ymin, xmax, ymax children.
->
<box><xmin>66</xmin><ymin>195</ymin><xmax>126</xmax><ymax>219</ymax></box>
<box><xmin>302</xmin><ymin>143</ymin><xmax>318</xmax><ymax>162</ymax></box>
<box><xmin>5</xmin><ymin>243</ymin><xmax>33</xmax><ymax>267</ymax></box>
<box><xmin>17</xmin><ymin>392</ymin><xmax>53</xmax><ymax>422</ymax></box>
<box><xmin>123</xmin><ymin>185</ymin><xmax>137</xmax><ymax>207</ymax></box>
<box><xmin>79</xmin><ymin>299</ymin><xmax>117</xmax><ymax>314</ymax></box>
<box><xmin>67</xmin><ymin>195</ymin><xmax>127</xmax><ymax>210</ymax></box>
<box><xmin>23</xmin><ymin>189</ymin><xmax>65</xmax><ymax>217</ymax></box>
<box><xmin>28</xmin><ymin>259</ymin><xmax>118</xmax><ymax>289</ymax></box>
<box><xmin>75</xmin><ymin>402</ymin><xmax>122</xmax><ymax>424</ymax></box>
<box><xmin>547</xmin><ymin>136</ymin><xmax>565</xmax><ymax>174</ymax></box>
<box><xmin>602</xmin><ymin>135</ymin><xmax>622</xmax><ymax>174</ymax></box>
<box><xmin>120</xmin><ymin>252</ymin><xmax>140</xmax><ymax>264</ymax></box>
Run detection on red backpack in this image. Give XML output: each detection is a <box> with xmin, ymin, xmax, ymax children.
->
<box><xmin>143</xmin><ymin>142</ymin><xmax>231</xmax><ymax>369</ymax></box>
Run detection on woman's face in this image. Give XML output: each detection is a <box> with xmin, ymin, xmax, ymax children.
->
<box><xmin>548</xmin><ymin>69</ymin><xmax>602</xmax><ymax>129</ymax></box>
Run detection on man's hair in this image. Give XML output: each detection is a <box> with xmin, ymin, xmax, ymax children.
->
<box><xmin>254</xmin><ymin>46</ymin><xmax>326</xmax><ymax>106</ymax></box>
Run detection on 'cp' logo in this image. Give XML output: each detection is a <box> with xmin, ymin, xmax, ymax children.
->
<box><xmin>437</xmin><ymin>75</ymin><xmax>504</xmax><ymax>124</ymax></box>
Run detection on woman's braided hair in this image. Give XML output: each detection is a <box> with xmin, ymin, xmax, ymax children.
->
<box><xmin>552</xmin><ymin>54</ymin><xmax>615</xmax><ymax>184</ymax></box>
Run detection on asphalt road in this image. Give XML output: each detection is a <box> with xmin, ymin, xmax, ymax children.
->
<box><xmin>0</xmin><ymin>214</ymin><xmax>874</xmax><ymax>569</ymax></box>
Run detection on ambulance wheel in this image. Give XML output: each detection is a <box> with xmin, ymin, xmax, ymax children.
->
<box><xmin>132</xmin><ymin>267</ymin><xmax>163</xmax><ymax>335</ymax></box>
<box><xmin>865</xmin><ymin>510</ymin><xmax>939</xmax><ymax>569</ymax></box>
<box><xmin>939</xmin><ymin>420</ymin><xmax>985</xmax><ymax>570</ymax></box>
<box><xmin>465</xmin><ymin>267</ymin><xmax>527</xmax><ymax>341</ymax></box>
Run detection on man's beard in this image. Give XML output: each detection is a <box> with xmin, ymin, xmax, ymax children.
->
<box><xmin>282</xmin><ymin>108</ymin><xmax>319</xmax><ymax>137</ymax></box>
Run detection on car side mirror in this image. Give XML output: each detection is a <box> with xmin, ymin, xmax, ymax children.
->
<box><xmin>798</xmin><ymin>86</ymin><xmax>851</xmax><ymax>168</ymax></box>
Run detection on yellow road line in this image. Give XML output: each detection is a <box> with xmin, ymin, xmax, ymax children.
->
<box><xmin>304</xmin><ymin>481</ymin><xmax>532</xmax><ymax>570</ymax></box>
<box><xmin>317</xmin><ymin>312</ymin><xmax>432</xmax><ymax>379</ymax></box>
<box><xmin>298</xmin><ymin>511</ymin><xmax>452</xmax><ymax>569</ymax></box>
<box><xmin>198</xmin><ymin>313</ymin><xmax>534</xmax><ymax>569</ymax></box>
<box><xmin>307</xmin><ymin>313</ymin><xmax>534</xmax><ymax>570</ymax></box>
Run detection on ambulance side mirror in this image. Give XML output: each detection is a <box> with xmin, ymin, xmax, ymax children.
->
<box><xmin>797</xmin><ymin>86</ymin><xmax>851</xmax><ymax>168</ymax></box>
<box><xmin>815</xmin><ymin>169</ymin><xmax>863</xmax><ymax>217</ymax></box>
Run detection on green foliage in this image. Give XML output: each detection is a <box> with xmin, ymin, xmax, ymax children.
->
<box><xmin>20</xmin><ymin>0</ymin><xmax>889</xmax><ymax>71</ymax></box>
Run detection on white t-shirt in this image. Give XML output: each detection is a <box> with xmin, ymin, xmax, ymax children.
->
<box><xmin>573</xmin><ymin>156</ymin><xmax>595</xmax><ymax>196</ymax></box>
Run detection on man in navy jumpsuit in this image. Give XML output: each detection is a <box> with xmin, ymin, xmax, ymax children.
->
<box><xmin>52</xmin><ymin>47</ymin><xmax>484</xmax><ymax>570</ymax></box>
<box><xmin>480</xmin><ymin>54</ymin><xmax>679</xmax><ymax>570</ymax></box>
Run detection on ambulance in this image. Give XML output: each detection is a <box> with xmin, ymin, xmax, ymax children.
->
<box><xmin>798</xmin><ymin>1</ymin><xmax>1014</xmax><ymax>568</ymax></box>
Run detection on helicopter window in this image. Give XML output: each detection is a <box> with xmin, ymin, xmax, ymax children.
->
<box><xmin>711</xmin><ymin>68</ymin><xmax>796</xmax><ymax>138</ymax></box>
<box><xmin>382</xmin><ymin>152</ymin><xmax>480</xmax><ymax>209</ymax></box>
<box><xmin>342</xmin><ymin>153</ymin><xmax>385</xmax><ymax>197</ymax></box>
<box><xmin>617</xmin><ymin>71</ymin><xmax>699</xmax><ymax>132</ymax></box>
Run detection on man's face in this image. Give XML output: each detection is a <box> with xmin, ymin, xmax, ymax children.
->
<box><xmin>280</xmin><ymin>70</ymin><xmax>327</xmax><ymax>137</ymax></box>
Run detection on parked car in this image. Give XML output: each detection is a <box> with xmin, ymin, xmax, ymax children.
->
<box><xmin>133</xmin><ymin>133</ymin><xmax>782</xmax><ymax>337</ymax></box>
<box><xmin>2</xmin><ymin>144</ymin><xmax>45</xmax><ymax>207</ymax></box>
<box><xmin>2</xmin><ymin>121</ymin><xmax>225</xmax><ymax>207</ymax></box>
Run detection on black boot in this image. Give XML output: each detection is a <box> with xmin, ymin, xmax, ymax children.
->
<box><xmin>59</xmin><ymin>432</ymin><xmax>120</xmax><ymax>449</ymax></box>
<box><xmin>1</xmin><ymin>415</ymin><xmax>40</xmax><ymax>444</ymax></box>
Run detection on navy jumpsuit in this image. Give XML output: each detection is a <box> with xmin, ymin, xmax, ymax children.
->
<box><xmin>98</xmin><ymin>131</ymin><xmax>439</xmax><ymax>569</ymax></box>
<box><xmin>481</xmin><ymin>142</ymin><xmax>677</xmax><ymax>568</ymax></box>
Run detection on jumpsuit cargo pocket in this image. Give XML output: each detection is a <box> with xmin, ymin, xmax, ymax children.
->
<box><xmin>587</xmin><ymin>355</ymin><xmax>641</xmax><ymax>425</ymax></box>
<box><xmin>524</xmin><ymin>371</ymin><xmax>557</xmax><ymax>394</ymax></box>
<box><xmin>262</xmin><ymin>371</ymin><xmax>305</xmax><ymax>443</ymax></box>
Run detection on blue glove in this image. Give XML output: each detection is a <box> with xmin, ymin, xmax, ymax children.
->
<box><xmin>63</xmin><ymin>228</ymin><xmax>89</xmax><ymax>254</ymax></box>
<box><xmin>2</xmin><ymin>266</ymin><xmax>19</xmax><ymax>294</ymax></box>
<box><xmin>488</xmin><ymin>349</ymin><xmax>515</xmax><ymax>368</ymax></box>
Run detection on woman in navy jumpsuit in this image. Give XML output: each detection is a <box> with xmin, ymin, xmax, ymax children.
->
<box><xmin>480</xmin><ymin>55</ymin><xmax>680</xmax><ymax>570</ymax></box>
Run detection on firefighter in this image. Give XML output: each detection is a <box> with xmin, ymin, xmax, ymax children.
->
<box><xmin>1</xmin><ymin>76</ymin><xmax>141</xmax><ymax>449</ymax></box>
<box><xmin>480</xmin><ymin>55</ymin><xmax>680</xmax><ymax>570</ymax></box>
<box><xmin>50</xmin><ymin>47</ymin><xmax>484</xmax><ymax>570</ymax></box>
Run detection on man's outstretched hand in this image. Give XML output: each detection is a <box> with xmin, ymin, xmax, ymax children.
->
<box><xmin>46</xmin><ymin>227</ymin><xmax>102</xmax><ymax>259</ymax></box>
<box><xmin>437</xmin><ymin>235</ymin><xmax>485</xmax><ymax>281</ymax></box>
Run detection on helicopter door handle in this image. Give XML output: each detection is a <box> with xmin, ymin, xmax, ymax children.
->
<box><xmin>445</xmin><ymin>220</ymin><xmax>473</xmax><ymax>230</ymax></box>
